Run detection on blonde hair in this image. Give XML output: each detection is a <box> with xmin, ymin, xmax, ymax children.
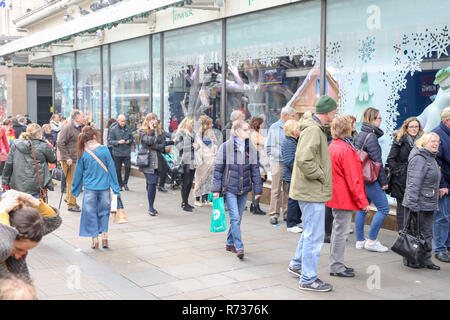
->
<box><xmin>141</xmin><ymin>113</ymin><xmax>158</xmax><ymax>135</ymax></box>
<box><xmin>362</xmin><ymin>107</ymin><xmax>380</xmax><ymax>125</ymax></box>
<box><xmin>331</xmin><ymin>116</ymin><xmax>353</xmax><ymax>139</ymax></box>
<box><xmin>198</xmin><ymin>115</ymin><xmax>212</xmax><ymax>137</ymax></box>
<box><xmin>396</xmin><ymin>117</ymin><xmax>423</xmax><ymax>142</ymax></box>
<box><xmin>441</xmin><ymin>107</ymin><xmax>450</xmax><ymax>121</ymax></box>
<box><xmin>178</xmin><ymin>117</ymin><xmax>194</xmax><ymax>132</ymax></box>
<box><xmin>415</xmin><ymin>132</ymin><xmax>440</xmax><ymax>149</ymax></box>
<box><xmin>42</xmin><ymin>124</ymin><xmax>51</xmax><ymax>132</ymax></box>
<box><xmin>283</xmin><ymin>119</ymin><xmax>300</xmax><ymax>138</ymax></box>
<box><xmin>231</xmin><ymin>120</ymin><xmax>249</xmax><ymax>138</ymax></box>
<box><xmin>20</xmin><ymin>123</ymin><xmax>42</xmax><ymax>140</ymax></box>
<box><xmin>0</xmin><ymin>274</ymin><xmax>37</xmax><ymax>300</ymax></box>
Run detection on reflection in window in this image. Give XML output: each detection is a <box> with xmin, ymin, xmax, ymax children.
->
<box><xmin>152</xmin><ymin>34</ymin><xmax>161</xmax><ymax>119</ymax></box>
<box><xmin>163</xmin><ymin>22</ymin><xmax>222</xmax><ymax>133</ymax></box>
<box><xmin>77</xmin><ymin>48</ymin><xmax>101</xmax><ymax>128</ymax></box>
<box><xmin>103</xmin><ymin>45</ymin><xmax>110</xmax><ymax>129</ymax></box>
<box><xmin>0</xmin><ymin>76</ymin><xmax>6</xmax><ymax>117</ymax></box>
<box><xmin>111</xmin><ymin>37</ymin><xmax>150</xmax><ymax>132</ymax></box>
<box><xmin>226</xmin><ymin>1</ymin><xmax>320</xmax><ymax>129</ymax></box>
<box><xmin>54</xmin><ymin>53</ymin><xmax>75</xmax><ymax>118</ymax></box>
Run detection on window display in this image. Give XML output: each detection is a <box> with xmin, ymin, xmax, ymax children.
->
<box><xmin>54</xmin><ymin>53</ymin><xmax>75</xmax><ymax>118</ymax></box>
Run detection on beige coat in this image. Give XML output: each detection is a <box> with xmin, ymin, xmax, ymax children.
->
<box><xmin>250</xmin><ymin>130</ymin><xmax>270</xmax><ymax>171</ymax></box>
<box><xmin>194</xmin><ymin>132</ymin><xmax>218</xmax><ymax>194</ymax></box>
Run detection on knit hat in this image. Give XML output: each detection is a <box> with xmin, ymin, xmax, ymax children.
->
<box><xmin>315</xmin><ymin>96</ymin><xmax>337</xmax><ymax>114</ymax></box>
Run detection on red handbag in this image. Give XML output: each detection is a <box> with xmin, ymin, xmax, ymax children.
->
<box><xmin>356</xmin><ymin>133</ymin><xmax>382</xmax><ymax>184</ymax></box>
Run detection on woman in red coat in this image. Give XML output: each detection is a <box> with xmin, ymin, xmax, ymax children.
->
<box><xmin>326</xmin><ymin>116</ymin><xmax>370</xmax><ymax>278</ymax></box>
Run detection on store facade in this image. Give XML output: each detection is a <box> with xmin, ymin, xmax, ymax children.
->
<box><xmin>50</xmin><ymin>0</ymin><xmax>448</xmax><ymax>161</ymax></box>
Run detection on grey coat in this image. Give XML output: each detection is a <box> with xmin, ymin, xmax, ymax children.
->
<box><xmin>175</xmin><ymin>129</ymin><xmax>198</xmax><ymax>170</ymax></box>
<box><xmin>138</xmin><ymin>129</ymin><xmax>165</xmax><ymax>174</ymax></box>
<box><xmin>0</xmin><ymin>209</ymin><xmax>62</xmax><ymax>282</ymax></box>
<box><xmin>107</xmin><ymin>122</ymin><xmax>134</xmax><ymax>158</ymax></box>
<box><xmin>402</xmin><ymin>147</ymin><xmax>441</xmax><ymax>212</ymax></box>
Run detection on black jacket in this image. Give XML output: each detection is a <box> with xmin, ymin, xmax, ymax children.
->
<box><xmin>282</xmin><ymin>136</ymin><xmax>298</xmax><ymax>182</ymax></box>
<box><xmin>386</xmin><ymin>135</ymin><xmax>415</xmax><ymax>199</ymax></box>
<box><xmin>138</xmin><ymin>129</ymin><xmax>165</xmax><ymax>174</ymax></box>
<box><xmin>402</xmin><ymin>147</ymin><xmax>440</xmax><ymax>213</ymax></box>
<box><xmin>107</xmin><ymin>122</ymin><xmax>134</xmax><ymax>157</ymax></box>
<box><xmin>354</xmin><ymin>122</ymin><xmax>388</xmax><ymax>186</ymax></box>
<box><xmin>12</xmin><ymin>123</ymin><xmax>26</xmax><ymax>139</ymax></box>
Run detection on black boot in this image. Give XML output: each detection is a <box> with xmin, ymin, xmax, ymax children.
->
<box><xmin>250</xmin><ymin>203</ymin><xmax>255</xmax><ymax>213</ymax></box>
<box><xmin>255</xmin><ymin>203</ymin><xmax>266</xmax><ymax>215</ymax></box>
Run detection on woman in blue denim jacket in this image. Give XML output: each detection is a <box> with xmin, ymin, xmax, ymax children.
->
<box><xmin>72</xmin><ymin>126</ymin><xmax>121</xmax><ymax>250</ymax></box>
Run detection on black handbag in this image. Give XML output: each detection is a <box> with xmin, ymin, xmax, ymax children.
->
<box><xmin>52</xmin><ymin>163</ymin><xmax>64</xmax><ymax>181</ymax></box>
<box><xmin>136</xmin><ymin>150</ymin><xmax>150</xmax><ymax>167</ymax></box>
<box><xmin>391</xmin><ymin>209</ymin><xmax>430</xmax><ymax>264</ymax></box>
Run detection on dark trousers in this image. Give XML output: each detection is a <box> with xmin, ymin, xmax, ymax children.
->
<box><xmin>0</xmin><ymin>161</ymin><xmax>4</xmax><ymax>175</ymax></box>
<box><xmin>114</xmin><ymin>156</ymin><xmax>131</xmax><ymax>187</ymax></box>
<box><xmin>396</xmin><ymin>198</ymin><xmax>407</xmax><ymax>231</ymax></box>
<box><xmin>325</xmin><ymin>206</ymin><xmax>334</xmax><ymax>237</ymax></box>
<box><xmin>181</xmin><ymin>165</ymin><xmax>195</xmax><ymax>205</ymax></box>
<box><xmin>144</xmin><ymin>172</ymin><xmax>159</xmax><ymax>212</ymax></box>
<box><xmin>286</xmin><ymin>182</ymin><xmax>302</xmax><ymax>228</ymax></box>
<box><xmin>159</xmin><ymin>158</ymin><xmax>169</xmax><ymax>188</ymax></box>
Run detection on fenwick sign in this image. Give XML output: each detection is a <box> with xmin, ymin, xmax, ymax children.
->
<box><xmin>173</xmin><ymin>7</ymin><xmax>194</xmax><ymax>23</ymax></box>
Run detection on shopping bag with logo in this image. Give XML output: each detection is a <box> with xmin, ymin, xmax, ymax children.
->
<box><xmin>210</xmin><ymin>196</ymin><xmax>227</xmax><ymax>233</ymax></box>
<box><xmin>114</xmin><ymin>196</ymin><xmax>128</xmax><ymax>224</ymax></box>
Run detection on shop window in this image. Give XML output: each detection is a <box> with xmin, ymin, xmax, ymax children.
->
<box><xmin>103</xmin><ymin>45</ymin><xmax>110</xmax><ymax>129</ymax></box>
<box><xmin>163</xmin><ymin>21</ymin><xmax>223</xmax><ymax>135</ymax></box>
<box><xmin>0</xmin><ymin>75</ymin><xmax>6</xmax><ymax>118</ymax></box>
<box><xmin>226</xmin><ymin>1</ymin><xmax>321</xmax><ymax>130</ymax></box>
<box><xmin>110</xmin><ymin>37</ymin><xmax>150</xmax><ymax>131</ymax></box>
<box><xmin>76</xmin><ymin>47</ymin><xmax>101</xmax><ymax>129</ymax></box>
<box><xmin>326</xmin><ymin>0</ymin><xmax>450</xmax><ymax>160</ymax></box>
<box><xmin>152</xmin><ymin>34</ymin><xmax>161</xmax><ymax>120</ymax></box>
<box><xmin>54</xmin><ymin>53</ymin><xmax>75</xmax><ymax>118</ymax></box>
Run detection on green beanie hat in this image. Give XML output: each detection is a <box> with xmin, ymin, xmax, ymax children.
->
<box><xmin>315</xmin><ymin>95</ymin><xmax>337</xmax><ymax>114</ymax></box>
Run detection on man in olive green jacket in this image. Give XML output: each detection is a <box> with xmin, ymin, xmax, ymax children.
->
<box><xmin>288</xmin><ymin>95</ymin><xmax>337</xmax><ymax>293</ymax></box>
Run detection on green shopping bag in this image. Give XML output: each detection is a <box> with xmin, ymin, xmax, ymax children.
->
<box><xmin>210</xmin><ymin>196</ymin><xmax>227</xmax><ymax>233</ymax></box>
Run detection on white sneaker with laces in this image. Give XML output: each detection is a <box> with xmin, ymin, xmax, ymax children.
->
<box><xmin>355</xmin><ymin>240</ymin><xmax>366</xmax><ymax>250</ymax></box>
<box><xmin>287</xmin><ymin>226</ymin><xmax>303</xmax><ymax>233</ymax></box>
<box><xmin>364</xmin><ymin>240</ymin><xmax>388</xmax><ymax>252</ymax></box>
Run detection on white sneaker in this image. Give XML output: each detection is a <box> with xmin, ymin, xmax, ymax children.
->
<box><xmin>287</xmin><ymin>226</ymin><xmax>303</xmax><ymax>233</ymax></box>
<box><xmin>355</xmin><ymin>240</ymin><xmax>366</xmax><ymax>249</ymax></box>
<box><xmin>364</xmin><ymin>240</ymin><xmax>388</xmax><ymax>252</ymax></box>
<box><xmin>194</xmin><ymin>200</ymin><xmax>204</xmax><ymax>207</ymax></box>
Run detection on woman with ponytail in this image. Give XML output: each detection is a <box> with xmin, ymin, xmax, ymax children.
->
<box><xmin>71</xmin><ymin>126</ymin><xmax>120</xmax><ymax>249</ymax></box>
<box><xmin>1</xmin><ymin>124</ymin><xmax>56</xmax><ymax>197</ymax></box>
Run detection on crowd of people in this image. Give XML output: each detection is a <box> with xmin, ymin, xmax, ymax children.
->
<box><xmin>0</xmin><ymin>98</ymin><xmax>448</xmax><ymax>298</ymax></box>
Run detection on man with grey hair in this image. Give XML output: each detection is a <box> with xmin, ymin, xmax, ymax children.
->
<box><xmin>265</xmin><ymin>106</ymin><xmax>297</xmax><ymax>225</ymax></box>
<box><xmin>58</xmin><ymin>110</ymin><xmax>85</xmax><ymax>212</ymax></box>
<box><xmin>432</xmin><ymin>106</ymin><xmax>450</xmax><ymax>263</ymax></box>
<box><xmin>108</xmin><ymin>114</ymin><xmax>134</xmax><ymax>191</ymax></box>
<box><xmin>222</xmin><ymin>110</ymin><xmax>244</xmax><ymax>143</ymax></box>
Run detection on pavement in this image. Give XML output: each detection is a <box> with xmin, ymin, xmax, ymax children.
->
<box><xmin>27</xmin><ymin>176</ymin><xmax>450</xmax><ymax>300</ymax></box>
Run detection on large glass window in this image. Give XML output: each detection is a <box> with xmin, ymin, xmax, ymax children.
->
<box><xmin>326</xmin><ymin>0</ymin><xmax>450</xmax><ymax>160</ymax></box>
<box><xmin>163</xmin><ymin>21</ymin><xmax>222</xmax><ymax>132</ymax></box>
<box><xmin>76</xmin><ymin>47</ymin><xmax>101</xmax><ymax>128</ymax></box>
<box><xmin>54</xmin><ymin>53</ymin><xmax>75</xmax><ymax>118</ymax></box>
<box><xmin>152</xmin><ymin>34</ymin><xmax>161</xmax><ymax>119</ymax></box>
<box><xmin>226</xmin><ymin>2</ymin><xmax>321</xmax><ymax>128</ymax></box>
<box><xmin>0</xmin><ymin>76</ymin><xmax>6</xmax><ymax>118</ymax></box>
<box><xmin>110</xmin><ymin>37</ymin><xmax>150</xmax><ymax>132</ymax></box>
<box><xmin>103</xmin><ymin>45</ymin><xmax>110</xmax><ymax>128</ymax></box>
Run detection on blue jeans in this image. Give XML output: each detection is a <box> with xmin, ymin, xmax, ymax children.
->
<box><xmin>355</xmin><ymin>181</ymin><xmax>390</xmax><ymax>241</ymax></box>
<box><xmin>289</xmin><ymin>201</ymin><xmax>325</xmax><ymax>285</ymax></box>
<box><xmin>145</xmin><ymin>172</ymin><xmax>159</xmax><ymax>212</ymax></box>
<box><xmin>79</xmin><ymin>189</ymin><xmax>111</xmax><ymax>237</ymax></box>
<box><xmin>286</xmin><ymin>182</ymin><xmax>302</xmax><ymax>228</ymax></box>
<box><xmin>225</xmin><ymin>192</ymin><xmax>249</xmax><ymax>251</ymax></box>
<box><xmin>434</xmin><ymin>194</ymin><xmax>449</xmax><ymax>253</ymax></box>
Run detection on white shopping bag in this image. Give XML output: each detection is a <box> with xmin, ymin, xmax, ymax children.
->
<box><xmin>111</xmin><ymin>193</ymin><xmax>118</xmax><ymax>213</ymax></box>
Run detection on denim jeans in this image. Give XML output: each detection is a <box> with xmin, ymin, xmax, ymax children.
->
<box><xmin>225</xmin><ymin>192</ymin><xmax>249</xmax><ymax>251</ymax></box>
<box><xmin>286</xmin><ymin>182</ymin><xmax>302</xmax><ymax>228</ymax></box>
<box><xmin>79</xmin><ymin>189</ymin><xmax>111</xmax><ymax>237</ymax></box>
<box><xmin>289</xmin><ymin>201</ymin><xmax>325</xmax><ymax>285</ymax></box>
<box><xmin>144</xmin><ymin>172</ymin><xmax>159</xmax><ymax>212</ymax></box>
<box><xmin>355</xmin><ymin>181</ymin><xmax>390</xmax><ymax>241</ymax></box>
<box><xmin>433</xmin><ymin>194</ymin><xmax>450</xmax><ymax>253</ymax></box>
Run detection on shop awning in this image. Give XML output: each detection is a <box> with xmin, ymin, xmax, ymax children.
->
<box><xmin>0</xmin><ymin>0</ymin><xmax>189</xmax><ymax>58</ymax></box>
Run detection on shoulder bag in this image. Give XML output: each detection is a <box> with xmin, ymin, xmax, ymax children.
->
<box><xmin>85</xmin><ymin>148</ymin><xmax>128</xmax><ymax>224</ymax></box>
<box><xmin>356</xmin><ymin>133</ymin><xmax>382</xmax><ymax>183</ymax></box>
<box><xmin>29</xmin><ymin>139</ymin><xmax>48</xmax><ymax>203</ymax></box>
<box><xmin>391</xmin><ymin>209</ymin><xmax>430</xmax><ymax>264</ymax></box>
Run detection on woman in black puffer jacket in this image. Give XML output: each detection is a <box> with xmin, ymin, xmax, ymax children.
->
<box><xmin>353</xmin><ymin>108</ymin><xmax>390</xmax><ymax>253</ymax></box>
<box><xmin>386</xmin><ymin>117</ymin><xmax>423</xmax><ymax>231</ymax></box>
<box><xmin>212</xmin><ymin>120</ymin><xmax>262</xmax><ymax>260</ymax></box>
<box><xmin>402</xmin><ymin>132</ymin><xmax>441</xmax><ymax>270</ymax></box>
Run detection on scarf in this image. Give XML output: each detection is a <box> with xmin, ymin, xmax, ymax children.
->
<box><xmin>405</xmin><ymin>134</ymin><xmax>418</xmax><ymax>149</ymax></box>
<box><xmin>86</xmin><ymin>139</ymin><xmax>101</xmax><ymax>151</ymax></box>
<box><xmin>341</xmin><ymin>137</ymin><xmax>357</xmax><ymax>150</ymax></box>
